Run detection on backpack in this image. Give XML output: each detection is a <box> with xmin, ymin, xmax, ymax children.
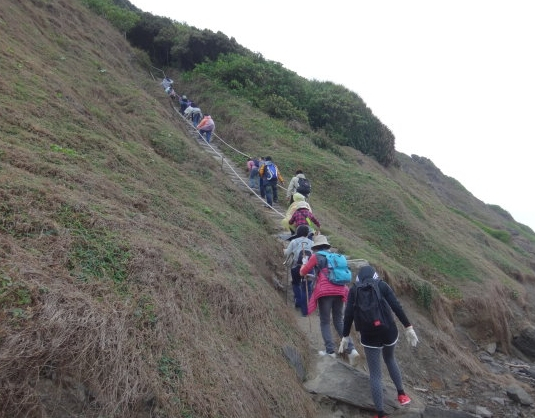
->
<box><xmin>353</xmin><ymin>277</ymin><xmax>392</xmax><ymax>332</ymax></box>
<box><xmin>264</xmin><ymin>164</ymin><xmax>277</xmax><ymax>181</ymax></box>
<box><xmin>296</xmin><ymin>177</ymin><xmax>311</xmax><ymax>195</ymax></box>
<box><xmin>315</xmin><ymin>250</ymin><xmax>352</xmax><ymax>285</ymax></box>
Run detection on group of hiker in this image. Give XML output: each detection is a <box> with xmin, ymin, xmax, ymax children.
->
<box><xmin>246</xmin><ymin>160</ymin><xmax>419</xmax><ymax>418</ymax></box>
<box><xmin>285</xmin><ymin>229</ymin><xmax>419</xmax><ymax>418</ymax></box>
<box><xmin>161</xmin><ymin>76</ymin><xmax>215</xmax><ymax>142</ymax></box>
<box><xmin>162</xmin><ymin>76</ymin><xmax>420</xmax><ymax>418</ymax></box>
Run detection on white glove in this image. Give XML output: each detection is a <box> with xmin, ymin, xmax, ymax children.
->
<box><xmin>338</xmin><ymin>336</ymin><xmax>350</xmax><ymax>354</ymax></box>
<box><xmin>405</xmin><ymin>326</ymin><xmax>419</xmax><ymax>347</ymax></box>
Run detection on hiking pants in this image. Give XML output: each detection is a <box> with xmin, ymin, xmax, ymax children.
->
<box><xmin>264</xmin><ymin>179</ymin><xmax>278</xmax><ymax>206</ymax></box>
<box><xmin>318</xmin><ymin>296</ymin><xmax>355</xmax><ymax>354</ymax></box>
<box><xmin>192</xmin><ymin>113</ymin><xmax>201</xmax><ymax>127</ymax></box>
<box><xmin>199</xmin><ymin>129</ymin><xmax>212</xmax><ymax>143</ymax></box>
<box><xmin>363</xmin><ymin>344</ymin><xmax>404</xmax><ymax>414</ymax></box>
<box><xmin>249</xmin><ymin>167</ymin><xmax>259</xmax><ymax>189</ymax></box>
<box><xmin>291</xmin><ymin>266</ymin><xmax>312</xmax><ymax>316</ymax></box>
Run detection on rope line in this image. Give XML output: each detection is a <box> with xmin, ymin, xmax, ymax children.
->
<box><xmin>169</xmin><ymin>103</ymin><xmax>286</xmax><ymax>218</ymax></box>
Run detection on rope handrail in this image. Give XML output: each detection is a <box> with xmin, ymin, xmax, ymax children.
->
<box><xmin>170</xmin><ymin>103</ymin><xmax>286</xmax><ymax>218</ymax></box>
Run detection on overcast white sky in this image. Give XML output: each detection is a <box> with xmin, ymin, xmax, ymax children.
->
<box><xmin>130</xmin><ymin>0</ymin><xmax>534</xmax><ymax>231</ymax></box>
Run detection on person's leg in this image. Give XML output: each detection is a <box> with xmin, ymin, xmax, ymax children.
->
<box><xmin>264</xmin><ymin>183</ymin><xmax>273</xmax><ymax>206</ymax></box>
<box><xmin>205</xmin><ymin>130</ymin><xmax>212</xmax><ymax>142</ymax></box>
<box><xmin>299</xmin><ymin>278</ymin><xmax>312</xmax><ymax>316</ymax></box>
<box><xmin>272</xmin><ymin>181</ymin><xmax>278</xmax><ymax>203</ymax></box>
<box><xmin>259</xmin><ymin>178</ymin><xmax>265</xmax><ymax>198</ymax></box>
<box><xmin>290</xmin><ymin>267</ymin><xmax>301</xmax><ymax>308</ymax></box>
<box><xmin>331</xmin><ymin>297</ymin><xmax>356</xmax><ymax>352</ymax></box>
<box><xmin>364</xmin><ymin>346</ymin><xmax>386</xmax><ymax>417</ymax></box>
<box><xmin>383</xmin><ymin>343</ymin><xmax>404</xmax><ymax>392</ymax></box>
<box><xmin>318</xmin><ymin>296</ymin><xmax>336</xmax><ymax>354</ymax></box>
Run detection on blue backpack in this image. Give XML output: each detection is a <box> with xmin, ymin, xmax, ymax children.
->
<box><xmin>264</xmin><ymin>164</ymin><xmax>277</xmax><ymax>181</ymax></box>
<box><xmin>316</xmin><ymin>251</ymin><xmax>352</xmax><ymax>285</ymax></box>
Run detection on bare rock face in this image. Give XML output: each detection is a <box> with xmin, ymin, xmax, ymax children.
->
<box><xmin>512</xmin><ymin>326</ymin><xmax>535</xmax><ymax>360</ymax></box>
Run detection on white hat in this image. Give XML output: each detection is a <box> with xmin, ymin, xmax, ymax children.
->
<box><xmin>312</xmin><ymin>235</ymin><xmax>331</xmax><ymax>249</ymax></box>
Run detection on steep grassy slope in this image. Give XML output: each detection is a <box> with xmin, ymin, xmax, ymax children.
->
<box><xmin>0</xmin><ymin>1</ymin><xmax>314</xmax><ymax>417</ymax></box>
<box><xmin>1</xmin><ymin>1</ymin><xmax>535</xmax><ymax>417</ymax></box>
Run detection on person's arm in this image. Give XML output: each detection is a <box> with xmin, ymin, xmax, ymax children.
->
<box><xmin>197</xmin><ymin>118</ymin><xmax>206</xmax><ymax>129</ymax></box>
<box><xmin>309</xmin><ymin>213</ymin><xmax>321</xmax><ymax>228</ymax></box>
<box><xmin>381</xmin><ymin>281</ymin><xmax>411</xmax><ymax>327</ymax></box>
<box><xmin>299</xmin><ymin>253</ymin><xmax>317</xmax><ymax>276</ymax></box>
<box><xmin>277</xmin><ymin>168</ymin><xmax>284</xmax><ymax>184</ymax></box>
<box><xmin>342</xmin><ymin>286</ymin><xmax>356</xmax><ymax>336</ymax></box>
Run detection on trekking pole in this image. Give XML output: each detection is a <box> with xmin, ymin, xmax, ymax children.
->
<box><xmin>301</xmin><ymin>242</ymin><xmax>312</xmax><ymax>332</ymax></box>
<box><xmin>285</xmin><ymin>263</ymin><xmax>289</xmax><ymax>306</ymax></box>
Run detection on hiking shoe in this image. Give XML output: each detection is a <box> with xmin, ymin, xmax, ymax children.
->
<box><xmin>348</xmin><ymin>349</ymin><xmax>359</xmax><ymax>366</ymax></box>
<box><xmin>398</xmin><ymin>394</ymin><xmax>411</xmax><ymax>405</ymax></box>
<box><xmin>318</xmin><ymin>350</ymin><xmax>336</xmax><ymax>358</ymax></box>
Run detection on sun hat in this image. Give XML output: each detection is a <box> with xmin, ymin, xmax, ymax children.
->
<box><xmin>295</xmin><ymin>201</ymin><xmax>311</xmax><ymax>210</ymax></box>
<box><xmin>311</xmin><ymin>234</ymin><xmax>331</xmax><ymax>250</ymax></box>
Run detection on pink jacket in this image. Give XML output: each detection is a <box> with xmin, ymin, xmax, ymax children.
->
<box><xmin>300</xmin><ymin>253</ymin><xmax>349</xmax><ymax>314</ymax></box>
<box><xmin>197</xmin><ymin>115</ymin><xmax>215</xmax><ymax>131</ymax></box>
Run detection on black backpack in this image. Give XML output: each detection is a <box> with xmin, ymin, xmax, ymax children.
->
<box><xmin>353</xmin><ymin>277</ymin><xmax>392</xmax><ymax>332</ymax></box>
<box><xmin>296</xmin><ymin>178</ymin><xmax>311</xmax><ymax>195</ymax></box>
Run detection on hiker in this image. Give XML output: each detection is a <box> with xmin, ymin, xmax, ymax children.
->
<box><xmin>281</xmin><ymin>192</ymin><xmax>310</xmax><ymax>233</ymax></box>
<box><xmin>179</xmin><ymin>95</ymin><xmax>189</xmax><ymax>115</ymax></box>
<box><xmin>197</xmin><ymin>114</ymin><xmax>215</xmax><ymax>143</ymax></box>
<box><xmin>286</xmin><ymin>169</ymin><xmax>311</xmax><ymax>203</ymax></box>
<box><xmin>300</xmin><ymin>235</ymin><xmax>359</xmax><ymax>363</ymax></box>
<box><xmin>247</xmin><ymin>157</ymin><xmax>260</xmax><ymax>190</ymax></box>
<box><xmin>341</xmin><ymin>265</ymin><xmax>419</xmax><ymax>418</ymax></box>
<box><xmin>288</xmin><ymin>200</ymin><xmax>320</xmax><ymax>236</ymax></box>
<box><xmin>258</xmin><ymin>156</ymin><xmax>284</xmax><ymax>207</ymax></box>
<box><xmin>184</xmin><ymin>102</ymin><xmax>203</xmax><ymax>127</ymax></box>
<box><xmin>161</xmin><ymin>76</ymin><xmax>173</xmax><ymax>90</ymax></box>
<box><xmin>283</xmin><ymin>225</ymin><xmax>314</xmax><ymax>316</ymax></box>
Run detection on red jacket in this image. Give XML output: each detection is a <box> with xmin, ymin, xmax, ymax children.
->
<box><xmin>300</xmin><ymin>253</ymin><xmax>349</xmax><ymax>314</ymax></box>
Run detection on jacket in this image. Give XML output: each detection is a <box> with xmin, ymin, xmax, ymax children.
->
<box><xmin>284</xmin><ymin>237</ymin><xmax>313</xmax><ymax>268</ymax></box>
<box><xmin>300</xmin><ymin>253</ymin><xmax>349</xmax><ymax>314</ymax></box>
<box><xmin>286</xmin><ymin>173</ymin><xmax>307</xmax><ymax>198</ymax></box>
<box><xmin>289</xmin><ymin>207</ymin><xmax>320</xmax><ymax>229</ymax></box>
<box><xmin>197</xmin><ymin>115</ymin><xmax>215</xmax><ymax>131</ymax></box>
<box><xmin>342</xmin><ymin>267</ymin><xmax>411</xmax><ymax>347</ymax></box>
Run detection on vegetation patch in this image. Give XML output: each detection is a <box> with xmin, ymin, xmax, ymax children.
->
<box><xmin>56</xmin><ymin>204</ymin><xmax>130</xmax><ymax>283</ymax></box>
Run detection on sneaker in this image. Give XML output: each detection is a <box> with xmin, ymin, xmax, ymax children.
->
<box><xmin>318</xmin><ymin>350</ymin><xmax>336</xmax><ymax>358</ymax></box>
<box><xmin>398</xmin><ymin>394</ymin><xmax>411</xmax><ymax>405</ymax></box>
<box><xmin>348</xmin><ymin>349</ymin><xmax>359</xmax><ymax>366</ymax></box>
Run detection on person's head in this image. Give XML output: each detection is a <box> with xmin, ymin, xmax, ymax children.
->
<box><xmin>296</xmin><ymin>225</ymin><xmax>309</xmax><ymax>238</ymax></box>
<box><xmin>357</xmin><ymin>265</ymin><xmax>376</xmax><ymax>281</ymax></box>
<box><xmin>295</xmin><ymin>169</ymin><xmax>303</xmax><ymax>175</ymax></box>
<box><xmin>292</xmin><ymin>192</ymin><xmax>305</xmax><ymax>202</ymax></box>
<box><xmin>295</xmin><ymin>201</ymin><xmax>310</xmax><ymax>211</ymax></box>
<box><xmin>311</xmin><ymin>234</ymin><xmax>331</xmax><ymax>251</ymax></box>
<box><xmin>182</xmin><ymin>95</ymin><xmax>187</xmax><ymax>100</ymax></box>
<box><xmin>190</xmin><ymin>102</ymin><xmax>196</xmax><ymax>107</ymax></box>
